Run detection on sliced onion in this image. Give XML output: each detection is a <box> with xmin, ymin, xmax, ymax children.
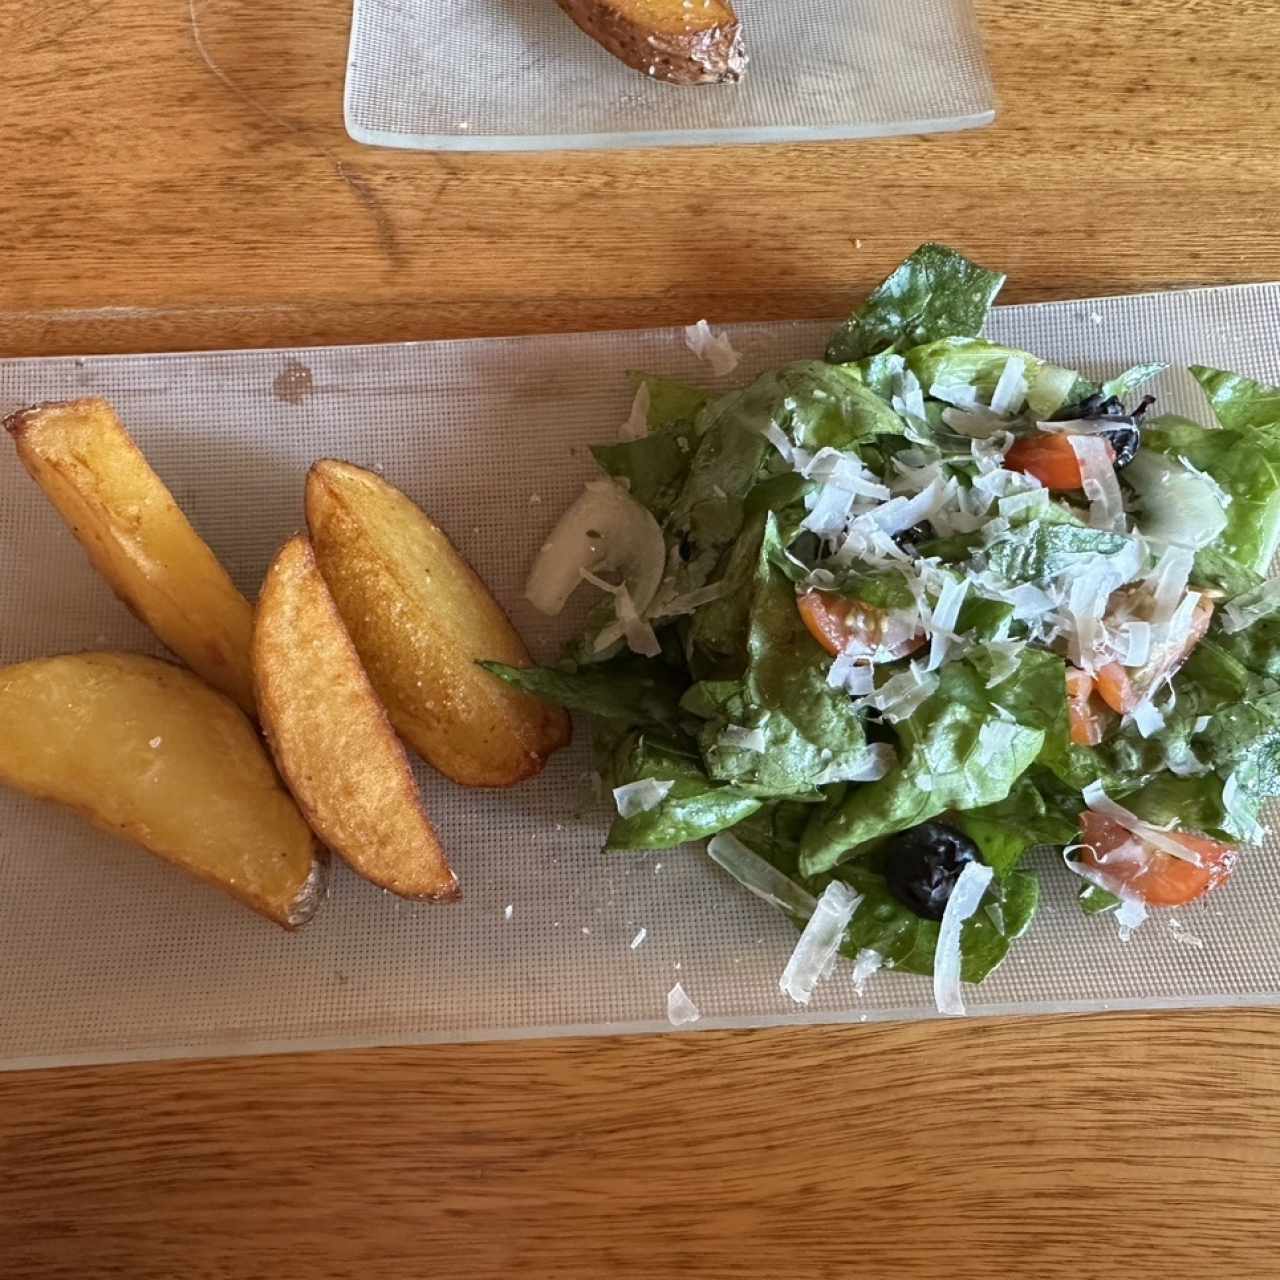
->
<box><xmin>779</xmin><ymin>880</ymin><xmax>861</xmax><ymax>1006</ymax></box>
<box><xmin>527</xmin><ymin>479</ymin><xmax>666</xmax><ymax>617</ymax></box>
<box><xmin>1126</xmin><ymin>451</ymin><xmax>1229</xmax><ymax>550</ymax></box>
<box><xmin>707</xmin><ymin>833</ymin><xmax>818</xmax><ymax>920</ymax></box>
<box><xmin>933</xmin><ymin>861</ymin><xmax>995</xmax><ymax>1016</ymax></box>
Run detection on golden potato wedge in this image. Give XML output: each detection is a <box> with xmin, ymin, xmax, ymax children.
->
<box><xmin>4</xmin><ymin>399</ymin><xmax>256</xmax><ymax>716</ymax></box>
<box><xmin>305</xmin><ymin>460</ymin><xmax>571</xmax><ymax>788</ymax></box>
<box><xmin>0</xmin><ymin>652</ymin><xmax>324</xmax><ymax>928</ymax></box>
<box><xmin>556</xmin><ymin>0</ymin><xmax>746</xmax><ymax>85</ymax></box>
<box><xmin>254</xmin><ymin>536</ymin><xmax>460</xmax><ymax>902</ymax></box>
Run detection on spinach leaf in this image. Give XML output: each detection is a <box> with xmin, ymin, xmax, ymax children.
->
<box><xmin>825</xmin><ymin>243</ymin><xmax>1006</xmax><ymax>364</ymax></box>
<box><xmin>1191</xmin><ymin>364</ymin><xmax>1280</xmax><ymax>433</ymax></box>
<box><xmin>605</xmin><ymin>734</ymin><xmax>762</xmax><ymax>850</ymax></box>
<box><xmin>800</xmin><ymin>660</ymin><xmax>1046</xmax><ymax>876</ymax></box>
<box><xmin>950</xmin><ymin>775</ymin><xmax>1077</xmax><ymax>879</ymax></box>
<box><xmin>482</xmin><ymin>656</ymin><xmax>687</xmax><ymax>732</ymax></box>
<box><xmin>590</xmin><ymin>375</ymin><xmax>710</xmax><ymax>521</ymax></box>
<box><xmin>828</xmin><ymin>862</ymin><xmax>1034</xmax><ymax>983</ymax></box>
<box><xmin>687</xmin><ymin>519</ymin><xmax>876</xmax><ymax>794</ymax></box>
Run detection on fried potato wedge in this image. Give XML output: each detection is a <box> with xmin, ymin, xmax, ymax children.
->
<box><xmin>254</xmin><ymin>536</ymin><xmax>459</xmax><ymax>902</ymax></box>
<box><xmin>305</xmin><ymin>460</ymin><xmax>571</xmax><ymax>788</ymax></box>
<box><xmin>5</xmin><ymin>399</ymin><xmax>256</xmax><ymax>715</ymax></box>
<box><xmin>556</xmin><ymin>0</ymin><xmax>746</xmax><ymax>85</ymax></box>
<box><xmin>0</xmin><ymin>652</ymin><xmax>324</xmax><ymax>928</ymax></box>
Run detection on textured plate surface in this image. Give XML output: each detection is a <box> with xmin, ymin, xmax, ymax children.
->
<box><xmin>2</xmin><ymin>284</ymin><xmax>1280</xmax><ymax>1070</ymax></box>
<box><xmin>344</xmin><ymin>0</ymin><xmax>994</xmax><ymax>151</ymax></box>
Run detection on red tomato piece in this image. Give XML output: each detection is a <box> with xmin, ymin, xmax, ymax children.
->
<box><xmin>797</xmin><ymin>591</ymin><xmax>924</xmax><ymax>661</ymax></box>
<box><xmin>1005</xmin><ymin>433</ymin><xmax>1115</xmax><ymax>492</ymax></box>
<box><xmin>1067</xmin><ymin>666</ymin><xmax>1105</xmax><ymax>746</ymax></box>
<box><xmin>1076</xmin><ymin>809</ymin><xmax>1236</xmax><ymax>907</ymax></box>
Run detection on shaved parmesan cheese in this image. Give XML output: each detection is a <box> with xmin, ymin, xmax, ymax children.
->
<box><xmin>925</xmin><ymin>576</ymin><xmax>968</xmax><ymax>671</ymax></box>
<box><xmin>860</xmin><ymin>478</ymin><xmax>946</xmax><ymax>537</ymax></box>
<box><xmin>930</xmin><ymin>380</ymin><xmax>982</xmax><ymax>410</ymax></box>
<box><xmin>707</xmin><ymin>833</ymin><xmax>819</xmax><ymax>920</ymax></box>
<box><xmin>1131</xmin><ymin>697</ymin><xmax>1166</xmax><ymax>738</ymax></box>
<box><xmin>860</xmin><ymin>667</ymin><xmax>939</xmax><ymax>723</ymax></box>
<box><xmin>1122</xmin><ymin>620</ymin><xmax>1152</xmax><ymax>668</ymax></box>
<box><xmin>779</xmin><ymin>880</ymin><xmax>861</xmax><ymax>1006</ymax></box>
<box><xmin>942</xmin><ymin>407</ymin><xmax>1005</xmax><ymax>439</ymax></box>
<box><xmin>586</xmin><ymin>573</ymin><xmax>662</xmax><ymax>657</ymax></box>
<box><xmin>851</xmin><ymin>948</ymin><xmax>884</xmax><ymax>995</ymax></box>
<box><xmin>762</xmin><ymin>421</ymin><xmax>794</xmax><ymax>462</ymax></box>
<box><xmin>1114</xmin><ymin>895</ymin><xmax>1148</xmax><ymax>940</ymax></box>
<box><xmin>653</xmin><ymin>580</ymin><xmax>731</xmax><ymax>619</ymax></box>
<box><xmin>527</xmin><ymin>480</ymin><xmax>666</xmax><ymax>617</ymax></box>
<box><xmin>933</xmin><ymin>861</ymin><xmax>994</xmax><ymax>1016</ymax></box>
<box><xmin>892</xmin><ymin>367</ymin><xmax>926</xmax><ymax>421</ymax></box>
<box><xmin>667</xmin><ymin>982</ymin><xmax>701</xmax><ymax>1026</ymax></box>
<box><xmin>981</xmin><ymin>638</ymin><xmax>1027</xmax><ymax>687</ymax></box>
<box><xmin>1145</xmin><ymin>545</ymin><xmax>1195</xmax><ymax>623</ymax></box>
<box><xmin>815</xmin><ymin>742</ymin><xmax>897</xmax><ymax>785</ymax></box>
<box><xmin>827</xmin><ymin>651</ymin><xmax>876</xmax><ymax>695</ymax></box>
<box><xmin>1223</xmin><ymin>771</ymin><xmax>1264</xmax><ymax>842</ymax></box>
<box><xmin>971</xmin><ymin>432</ymin><xmax>1014</xmax><ymax>473</ymax></box>
<box><xmin>1081</xmin><ymin>780</ymin><xmax>1203</xmax><ymax>863</ymax></box>
<box><xmin>1069</xmin><ymin>435</ymin><xmax>1126</xmax><ymax>532</ymax></box>
<box><xmin>684</xmin><ymin>320</ymin><xmax>740</xmax><ymax>376</ymax></box>
<box><xmin>802</xmin><ymin>482</ymin><xmax>856</xmax><ymax>535</ymax></box>
<box><xmin>1222</xmin><ymin>577</ymin><xmax>1280</xmax><ymax>633</ymax></box>
<box><xmin>619</xmin><ymin>383</ymin><xmax>651</xmax><ymax>441</ymax></box>
<box><xmin>630</xmin><ymin>927</ymin><xmax>647</xmax><ymax>949</ymax></box>
<box><xmin>720</xmin><ymin>725</ymin><xmax>767</xmax><ymax>753</ymax></box>
<box><xmin>613</xmin><ymin>778</ymin><xmax>674</xmax><ymax>818</ymax></box>
<box><xmin>1194</xmin><ymin>714</ymin><xmax>1212</xmax><ymax>733</ymax></box>
<box><xmin>990</xmin><ymin>356</ymin><xmax>1029</xmax><ymax>416</ymax></box>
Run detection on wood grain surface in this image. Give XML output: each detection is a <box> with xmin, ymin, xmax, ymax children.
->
<box><xmin>3</xmin><ymin>0</ymin><xmax>1280</xmax><ymax>1276</ymax></box>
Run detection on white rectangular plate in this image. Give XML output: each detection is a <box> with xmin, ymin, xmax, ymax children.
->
<box><xmin>3</xmin><ymin>283</ymin><xmax>1280</xmax><ymax>1070</ymax></box>
<box><xmin>344</xmin><ymin>0</ymin><xmax>995</xmax><ymax>151</ymax></box>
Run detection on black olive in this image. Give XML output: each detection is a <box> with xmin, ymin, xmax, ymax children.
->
<box><xmin>894</xmin><ymin>521</ymin><xmax>932</xmax><ymax>553</ymax></box>
<box><xmin>677</xmin><ymin>532</ymin><xmax>695</xmax><ymax>563</ymax></box>
<box><xmin>1100</xmin><ymin>421</ymin><xmax>1141</xmax><ymax>469</ymax></box>
<box><xmin>883</xmin><ymin>821</ymin><xmax>981</xmax><ymax>920</ymax></box>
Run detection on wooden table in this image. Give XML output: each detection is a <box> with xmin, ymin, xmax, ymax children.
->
<box><xmin>2</xmin><ymin>0</ymin><xmax>1279</xmax><ymax>1275</ymax></box>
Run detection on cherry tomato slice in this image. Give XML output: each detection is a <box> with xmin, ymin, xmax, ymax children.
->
<box><xmin>1067</xmin><ymin>666</ymin><xmax>1105</xmax><ymax>746</ymax></box>
<box><xmin>1077</xmin><ymin>810</ymin><xmax>1236</xmax><ymax>907</ymax></box>
<box><xmin>797</xmin><ymin>591</ymin><xmax>924</xmax><ymax>661</ymax></box>
<box><xmin>1094</xmin><ymin>596</ymin><xmax>1215</xmax><ymax>715</ymax></box>
<box><xmin>1005</xmin><ymin>434</ymin><xmax>1116</xmax><ymax>492</ymax></box>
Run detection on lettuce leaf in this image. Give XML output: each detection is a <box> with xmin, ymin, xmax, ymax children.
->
<box><xmin>1143</xmin><ymin>413</ymin><xmax>1280</xmax><ymax>574</ymax></box>
<box><xmin>825</xmin><ymin>243</ymin><xmax>1006</xmax><ymax>364</ymax></box>
<box><xmin>482</xmin><ymin>655</ymin><xmax>687</xmax><ymax>731</ymax></box>
<box><xmin>1191</xmin><ymin>364</ymin><xmax>1280</xmax><ymax>433</ymax></box>
<box><xmin>605</xmin><ymin>734</ymin><xmax>762</xmax><ymax>850</ymax></box>
<box><xmin>903</xmin><ymin>337</ymin><xmax>1085</xmax><ymax>419</ymax></box>
<box><xmin>685</xmin><ymin>519</ymin><xmax>877</xmax><ymax>794</ymax></box>
<box><xmin>799</xmin><ymin>659</ymin><xmax>1047</xmax><ymax>876</ymax></box>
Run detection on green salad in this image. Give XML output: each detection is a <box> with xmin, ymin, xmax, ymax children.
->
<box><xmin>489</xmin><ymin>244</ymin><xmax>1280</xmax><ymax>1014</ymax></box>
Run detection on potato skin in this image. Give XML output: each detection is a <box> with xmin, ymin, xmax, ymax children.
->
<box><xmin>556</xmin><ymin>0</ymin><xmax>746</xmax><ymax>85</ymax></box>
<box><xmin>4</xmin><ymin>399</ymin><xmax>257</xmax><ymax>716</ymax></box>
<box><xmin>253</xmin><ymin>536</ymin><xmax>460</xmax><ymax>902</ymax></box>
<box><xmin>0</xmin><ymin>652</ymin><xmax>324</xmax><ymax>928</ymax></box>
<box><xmin>305</xmin><ymin>460</ymin><xmax>571</xmax><ymax>789</ymax></box>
